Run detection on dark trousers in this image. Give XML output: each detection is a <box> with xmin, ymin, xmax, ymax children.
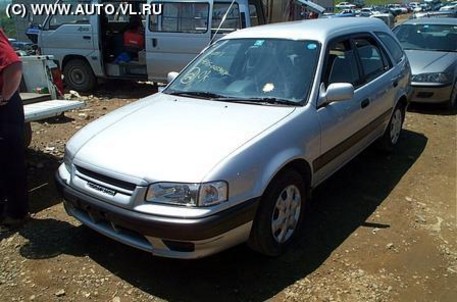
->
<box><xmin>0</xmin><ymin>91</ymin><xmax>29</xmax><ymax>218</ymax></box>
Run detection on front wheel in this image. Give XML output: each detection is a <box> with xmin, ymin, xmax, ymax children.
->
<box><xmin>377</xmin><ymin>104</ymin><xmax>405</xmax><ymax>152</ymax></box>
<box><xmin>63</xmin><ymin>59</ymin><xmax>96</xmax><ymax>92</ymax></box>
<box><xmin>248</xmin><ymin>169</ymin><xmax>307</xmax><ymax>256</ymax></box>
<box><xmin>447</xmin><ymin>81</ymin><xmax>457</xmax><ymax>110</ymax></box>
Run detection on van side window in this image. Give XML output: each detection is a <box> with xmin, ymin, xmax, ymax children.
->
<box><xmin>324</xmin><ymin>40</ymin><xmax>361</xmax><ymax>88</ymax></box>
<box><xmin>46</xmin><ymin>0</ymin><xmax>89</xmax><ymax>30</ymax></box>
<box><xmin>150</xmin><ymin>2</ymin><xmax>209</xmax><ymax>33</ymax></box>
<box><xmin>353</xmin><ymin>38</ymin><xmax>389</xmax><ymax>82</ymax></box>
<box><xmin>248</xmin><ymin>3</ymin><xmax>263</xmax><ymax>26</ymax></box>
<box><xmin>212</xmin><ymin>3</ymin><xmax>241</xmax><ymax>34</ymax></box>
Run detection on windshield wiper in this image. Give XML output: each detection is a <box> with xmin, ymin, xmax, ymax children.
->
<box><xmin>166</xmin><ymin>91</ymin><xmax>225</xmax><ymax>99</ymax></box>
<box><xmin>166</xmin><ymin>92</ymin><xmax>299</xmax><ymax>106</ymax></box>
<box><xmin>212</xmin><ymin>97</ymin><xmax>299</xmax><ymax>106</ymax></box>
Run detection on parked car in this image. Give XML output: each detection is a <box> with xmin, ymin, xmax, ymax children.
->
<box><xmin>370</xmin><ymin>12</ymin><xmax>396</xmax><ymax>28</ymax></box>
<box><xmin>56</xmin><ymin>18</ymin><xmax>411</xmax><ymax>259</ymax></box>
<box><xmin>335</xmin><ymin>2</ymin><xmax>356</xmax><ymax>9</ymax></box>
<box><xmin>393</xmin><ymin>18</ymin><xmax>457</xmax><ymax>108</ymax></box>
<box><xmin>412</xmin><ymin>10</ymin><xmax>457</xmax><ymax>18</ymax></box>
<box><xmin>7</xmin><ymin>38</ymin><xmax>37</xmax><ymax>56</ymax></box>
<box><xmin>439</xmin><ymin>1</ymin><xmax>457</xmax><ymax>11</ymax></box>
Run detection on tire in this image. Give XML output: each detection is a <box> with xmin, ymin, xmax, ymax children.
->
<box><xmin>378</xmin><ymin>103</ymin><xmax>405</xmax><ymax>152</ymax></box>
<box><xmin>24</xmin><ymin>122</ymin><xmax>32</xmax><ymax>148</ymax></box>
<box><xmin>248</xmin><ymin>169</ymin><xmax>307</xmax><ymax>256</ymax></box>
<box><xmin>447</xmin><ymin>81</ymin><xmax>457</xmax><ymax>110</ymax></box>
<box><xmin>63</xmin><ymin>59</ymin><xmax>96</xmax><ymax>92</ymax></box>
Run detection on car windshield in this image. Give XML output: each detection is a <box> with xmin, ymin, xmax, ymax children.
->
<box><xmin>394</xmin><ymin>24</ymin><xmax>457</xmax><ymax>52</ymax></box>
<box><xmin>164</xmin><ymin>38</ymin><xmax>321</xmax><ymax>105</ymax></box>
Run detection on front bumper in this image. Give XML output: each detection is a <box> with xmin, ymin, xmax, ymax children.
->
<box><xmin>56</xmin><ymin>173</ymin><xmax>259</xmax><ymax>259</ymax></box>
<box><xmin>410</xmin><ymin>82</ymin><xmax>453</xmax><ymax>104</ymax></box>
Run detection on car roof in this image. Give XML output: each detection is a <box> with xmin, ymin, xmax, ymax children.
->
<box><xmin>221</xmin><ymin>17</ymin><xmax>389</xmax><ymax>43</ymax></box>
<box><xmin>402</xmin><ymin>17</ymin><xmax>457</xmax><ymax>25</ymax></box>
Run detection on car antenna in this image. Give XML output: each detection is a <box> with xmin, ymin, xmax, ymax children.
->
<box><xmin>208</xmin><ymin>0</ymin><xmax>237</xmax><ymax>46</ymax></box>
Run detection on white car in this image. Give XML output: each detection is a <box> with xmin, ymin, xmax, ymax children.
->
<box><xmin>335</xmin><ymin>2</ymin><xmax>356</xmax><ymax>9</ymax></box>
<box><xmin>57</xmin><ymin>18</ymin><xmax>411</xmax><ymax>259</ymax></box>
<box><xmin>439</xmin><ymin>1</ymin><xmax>457</xmax><ymax>11</ymax></box>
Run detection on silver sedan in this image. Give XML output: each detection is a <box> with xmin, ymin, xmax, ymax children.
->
<box><xmin>393</xmin><ymin>18</ymin><xmax>457</xmax><ymax>108</ymax></box>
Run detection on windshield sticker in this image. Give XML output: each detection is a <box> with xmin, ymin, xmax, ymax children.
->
<box><xmin>263</xmin><ymin>83</ymin><xmax>275</xmax><ymax>93</ymax></box>
<box><xmin>254</xmin><ymin>40</ymin><xmax>265</xmax><ymax>47</ymax></box>
<box><xmin>307</xmin><ymin>43</ymin><xmax>317</xmax><ymax>50</ymax></box>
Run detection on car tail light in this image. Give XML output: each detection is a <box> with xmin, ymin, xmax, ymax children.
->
<box><xmin>50</xmin><ymin>67</ymin><xmax>64</xmax><ymax>96</ymax></box>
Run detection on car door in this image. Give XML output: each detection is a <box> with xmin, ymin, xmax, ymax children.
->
<box><xmin>38</xmin><ymin>0</ymin><xmax>101</xmax><ymax>74</ymax></box>
<box><xmin>314</xmin><ymin>38</ymin><xmax>365</xmax><ymax>183</ymax></box>
<box><xmin>314</xmin><ymin>35</ymin><xmax>392</xmax><ymax>184</ymax></box>
<box><xmin>350</xmin><ymin>35</ymin><xmax>394</xmax><ymax>140</ymax></box>
<box><xmin>145</xmin><ymin>0</ymin><xmax>212</xmax><ymax>82</ymax></box>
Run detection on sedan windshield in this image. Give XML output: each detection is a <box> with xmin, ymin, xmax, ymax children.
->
<box><xmin>394</xmin><ymin>24</ymin><xmax>457</xmax><ymax>52</ymax></box>
<box><xmin>164</xmin><ymin>38</ymin><xmax>321</xmax><ymax>105</ymax></box>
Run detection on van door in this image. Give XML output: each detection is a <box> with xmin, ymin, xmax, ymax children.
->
<box><xmin>146</xmin><ymin>0</ymin><xmax>212</xmax><ymax>82</ymax></box>
<box><xmin>39</xmin><ymin>0</ymin><xmax>102</xmax><ymax>77</ymax></box>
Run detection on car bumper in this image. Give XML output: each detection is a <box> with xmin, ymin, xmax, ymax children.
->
<box><xmin>410</xmin><ymin>82</ymin><xmax>453</xmax><ymax>104</ymax></box>
<box><xmin>56</xmin><ymin>173</ymin><xmax>259</xmax><ymax>259</ymax></box>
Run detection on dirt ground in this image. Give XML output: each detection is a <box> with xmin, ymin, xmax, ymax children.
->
<box><xmin>0</xmin><ymin>80</ymin><xmax>456</xmax><ymax>302</ymax></box>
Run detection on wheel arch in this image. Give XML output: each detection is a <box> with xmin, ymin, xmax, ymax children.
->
<box><xmin>396</xmin><ymin>94</ymin><xmax>408</xmax><ymax>121</ymax></box>
<box><xmin>261</xmin><ymin>157</ymin><xmax>313</xmax><ymax>200</ymax></box>
<box><xmin>62</xmin><ymin>55</ymin><xmax>92</xmax><ymax>72</ymax></box>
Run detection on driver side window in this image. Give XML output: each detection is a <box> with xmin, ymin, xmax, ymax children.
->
<box><xmin>323</xmin><ymin>40</ymin><xmax>361</xmax><ymax>88</ymax></box>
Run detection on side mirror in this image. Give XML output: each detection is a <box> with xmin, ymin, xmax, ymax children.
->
<box><xmin>167</xmin><ymin>71</ymin><xmax>179</xmax><ymax>83</ymax></box>
<box><xmin>318</xmin><ymin>83</ymin><xmax>354</xmax><ymax>107</ymax></box>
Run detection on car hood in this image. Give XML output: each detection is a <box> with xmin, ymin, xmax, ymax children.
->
<box><xmin>69</xmin><ymin>93</ymin><xmax>295</xmax><ymax>183</ymax></box>
<box><xmin>405</xmin><ymin>50</ymin><xmax>457</xmax><ymax>74</ymax></box>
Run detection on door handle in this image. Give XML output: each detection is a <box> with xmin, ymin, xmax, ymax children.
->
<box><xmin>361</xmin><ymin>99</ymin><xmax>370</xmax><ymax>109</ymax></box>
<box><xmin>83</xmin><ymin>36</ymin><xmax>91</xmax><ymax>40</ymax></box>
<box><xmin>152</xmin><ymin>38</ymin><xmax>157</xmax><ymax>47</ymax></box>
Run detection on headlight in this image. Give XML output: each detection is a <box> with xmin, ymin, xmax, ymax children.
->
<box><xmin>62</xmin><ymin>150</ymin><xmax>72</xmax><ymax>172</ymax></box>
<box><xmin>145</xmin><ymin>181</ymin><xmax>228</xmax><ymax>207</ymax></box>
<box><xmin>412</xmin><ymin>72</ymin><xmax>452</xmax><ymax>84</ymax></box>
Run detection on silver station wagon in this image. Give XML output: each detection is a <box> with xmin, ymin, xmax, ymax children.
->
<box><xmin>56</xmin><ymin>18</ymin><xmax>411</xmax><ymax>259</ymax></box>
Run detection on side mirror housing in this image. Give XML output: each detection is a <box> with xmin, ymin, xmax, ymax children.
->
<box><xmin>318</xmin><ymin>83</ymin><xmax>354</xmax><ymax>107</ymax></box>
<box><xmin>167</xmin><ymin>71</ymin><xmax>179</xmax><ymax>83</ymax></box>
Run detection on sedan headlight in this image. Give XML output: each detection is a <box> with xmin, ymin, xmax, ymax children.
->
<box><xmin>62</xmin><ymin>150</ymin><xmax>73</xmax><ymax>172</ymax></box>
<box><xmin>412</xmin><ymin>72</ymin><xmax>452</xmax><ymax>84</ymax></box>
<box><xmin>146</xmin><ymin>181</ymin><xmax>228</xmax><ymax>207</ymax></box>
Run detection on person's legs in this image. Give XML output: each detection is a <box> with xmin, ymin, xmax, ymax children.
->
<box><xmin>0</xmin><ymin>92</ymin><xmax>29</xmax><ymax>221</ymax></box>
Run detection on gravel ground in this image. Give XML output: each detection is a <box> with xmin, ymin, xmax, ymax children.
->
<box><xmin>0</xmin><ymin>80</ymin><xmax>456</xmax><ymax>302</ymax></box>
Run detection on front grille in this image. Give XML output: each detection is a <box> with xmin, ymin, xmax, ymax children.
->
<box><xmin>416</xmin><ymin>92</ymin><xmax>434</xmax><ymax>98</ymax></box>
<box><xmin>75</xmin><ymin>165</ymin><xmax>137</xmax><ymax>191</ymax></box>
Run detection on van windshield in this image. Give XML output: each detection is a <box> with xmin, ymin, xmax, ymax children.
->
<box><xmin>164</xmin><ymin>38</ymin><xmax>321</xmax><ymax>105</ymax></box>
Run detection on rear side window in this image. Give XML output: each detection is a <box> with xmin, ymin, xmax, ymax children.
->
<box><xmin>150</xmin><ymin>2</ymin><xmax>209</xmax><ymax>33</ymax></box>
<box><xmin>376</xmin><ymin>32</ymin><xmax>404</xmax><ymax>63</ymax></box>
<box><xmin>353</xmin><ymin>37</ymin><xmax>389</xmax><ymax>82</ymax></box>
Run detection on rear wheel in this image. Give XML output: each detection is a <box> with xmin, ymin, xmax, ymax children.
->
<box><xmin>248</xmin><ymin>169</ymin><xmax>307</xmax><ymax>256</ymax></box>
<box><xmin>63</xmin><ymin>59</ymin><xmax>96</xmax><ymax>92</ymax></box>
<box><xmin>378</xmin><ymin>103</ymin><xmax>404</xmax><ymax>152</ymax></box>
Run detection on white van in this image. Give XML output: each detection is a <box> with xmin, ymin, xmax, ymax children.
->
<box><xmin>37</xmin><ymin>0</ymin><xmax>266</xmax><ymax>91</ymax></box>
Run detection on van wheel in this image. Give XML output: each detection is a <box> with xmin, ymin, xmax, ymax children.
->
<box><xmin>24</xmin><ymin>122</ymin><xmax>32</xmax><ymax>148</ymax></box>
<box><xmin>248</xmin><ymin>169</ymin><xmax>307</xmax><ymax>256</ymax></box>
<box><xmin>63</xmin><ymin>59</ymin><xmax>96</xmax><ymax>92</ymax></box>
<box><xmin>378</xmin><ymin>103</ymin><xmax>404</xmax><ymax>152</ymax></box>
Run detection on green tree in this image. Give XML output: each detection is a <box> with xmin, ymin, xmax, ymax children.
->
<box><xmin>0</xmin><ymin>11</ymin><xmax>16</xmax><ymax>38</ymax></box>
